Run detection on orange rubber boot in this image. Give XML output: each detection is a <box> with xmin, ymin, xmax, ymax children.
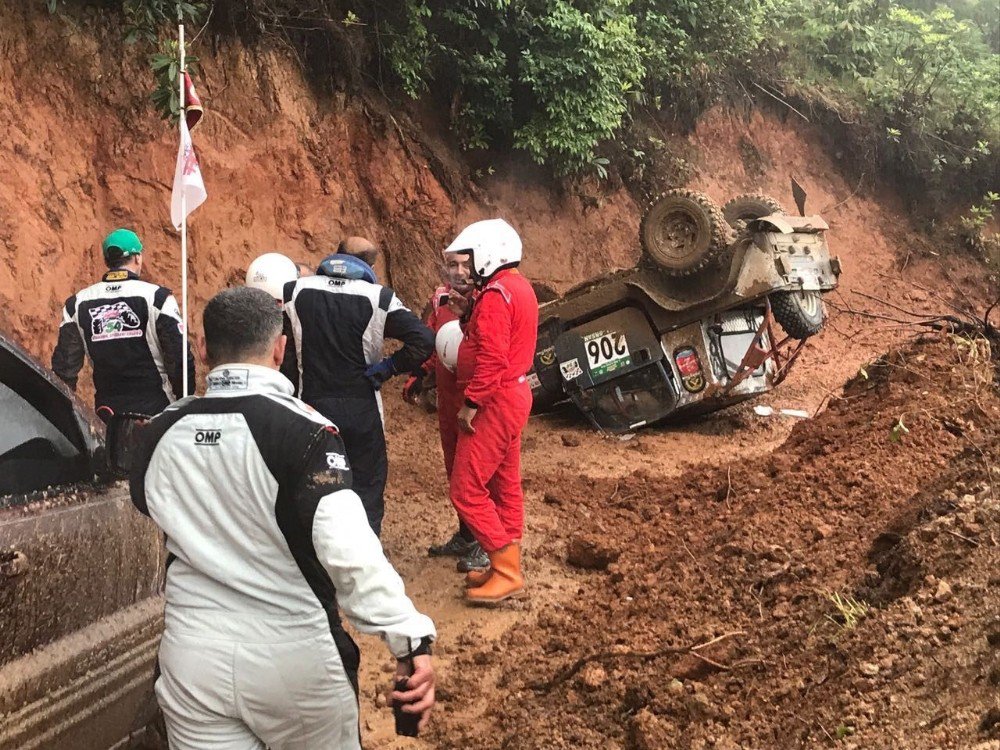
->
<box><xmin>466</xmin><ymin>543</ymin><xmax>524</xmax><ymax>604</ymax></box>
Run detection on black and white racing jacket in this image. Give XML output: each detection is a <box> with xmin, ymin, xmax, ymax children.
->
<box><xmin>280</xmin><ymin>275</ymin><xmax>433</xmax><ymax>404</ymax></box>
<box><xmin>128</xmin><ymin>364</ymin><xmax>435</xmax><ymax>657</ymax></box>
<box><xmin>52</xmin><ymin>269</ymin><xmax>195</xmax><ymax>412</ymax></box>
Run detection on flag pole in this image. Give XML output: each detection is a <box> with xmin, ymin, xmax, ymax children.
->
<box><xmin>178</xmin><ymin>3</ymin><xmax>189</xmax><ymax>397</ymax></box>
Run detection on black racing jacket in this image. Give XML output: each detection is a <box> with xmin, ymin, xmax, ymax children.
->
<box><xmin>280</xmin><ymin>275</ymin><xmax>433</xmax><ymax>402</ymax></box>
<box><xmin>52</xmin><ymin>269</ymin><xmax>195</xmax><ymax>415</ymax></box>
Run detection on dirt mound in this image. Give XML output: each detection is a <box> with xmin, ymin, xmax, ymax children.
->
<box><xmin>427</xmin><ymin>336</ymin><xmax>999</xmax><ymax>750</ymax></box>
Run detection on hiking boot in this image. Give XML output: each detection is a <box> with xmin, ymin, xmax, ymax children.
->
<box><xmin>428</xmin><ymin>531</ymin><xmax>476</xmax><ymax>557</ymax></box>
<box><xmin>456</xmin><ymin>542</ymin><xmax>490</xmax><ymax>572</ymax></box>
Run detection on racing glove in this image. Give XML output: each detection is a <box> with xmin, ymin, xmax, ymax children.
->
<box><xmin>402</xmin><ymin>374</ymin><xmax>424</xmax><ymax>404</ymax></box>
<box><xmin>365</xmin><ymin>357</ymin><xmax>397</xmax><ymax>390</ymax></box>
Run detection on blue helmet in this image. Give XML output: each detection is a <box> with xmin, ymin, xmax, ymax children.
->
<box><xmin>316</xmin><ymin>254</ymin><xmax>377</xmax><ymax>284</ymax></box>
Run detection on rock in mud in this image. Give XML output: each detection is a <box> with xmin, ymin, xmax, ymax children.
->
<box><xmin>578</xmin><ymin>662</ymin><xmax>607</xmax><ymax>691</ymax></box>
<box><xmin>628</xmin><ymin>708</ymin><xmax>674</xmax><ymax>750</ymax></box>
<box><xmin>859</xmin><ymin>662</ymin><xmax>880</xmax><ymax>677</ymax></box>
<box><xmin>933</xmin><ymin>579</ymin><xmax>953</xmax><ymax>604</ymax></box>
<box><xmin>683</xmin><ymin>691</ymin><xmax>717</xmax><ymax>721</ymax></box>
<box><xmin>567</xmin><ymin>534</ymin><xmax>621</xmax><ymax>570</ymax></box>
<box><xmin>561</xmin><ymin>433</ymin><xmax>581</xmax><ymax>447</ymax></box>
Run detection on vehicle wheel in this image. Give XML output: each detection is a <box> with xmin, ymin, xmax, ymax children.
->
<box><xmin>640</xmin><ymin>189</ymin><xmax>732</xmax><ymax>276</ymax></box>
<box><xmin>771</xmin><ymin>290</ymin><xmax>826</xmax><ymax>339</ymax></box>
<box><xmin>722</xmin><ymin>193</ymin><xmax>785</xmax><ymax>233</ymax></box>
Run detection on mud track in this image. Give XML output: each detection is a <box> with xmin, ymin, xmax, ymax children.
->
<box><xmin>355</xmin><ymin>332</ymin><xmax>999</xmax><ymax>750</ymax></box>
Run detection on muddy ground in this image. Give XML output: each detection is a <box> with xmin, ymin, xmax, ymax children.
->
<box><xmin>354</xmin><ymin>332</ymin><xmax>999</xmax><ymax>750</ymax></box>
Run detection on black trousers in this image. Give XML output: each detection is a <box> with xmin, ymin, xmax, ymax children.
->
<box><xmin>312</xmin><ymin>396</ymin><xmax>388</xmax><ymax>537</ymax></box>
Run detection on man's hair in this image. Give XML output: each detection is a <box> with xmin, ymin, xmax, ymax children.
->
<box><xmin>203</xmin><ymin>287</ymin><xmax>283</xmax><ymax>365</ymax></box>
<box><xmin>106</xmin><ymin>253</ymin><xmax>138</xmax><ymax>270</ymax></box>
<box><xmin>337</xmin><ymin>236</ymin><xmax>378</xmax><ymax>268</ymax></box>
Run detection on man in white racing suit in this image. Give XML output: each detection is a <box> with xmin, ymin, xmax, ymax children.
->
<box><xmin>129</xmin><ymin>286</ymin><xmax>436</xmax><ymax>749</ymax></box>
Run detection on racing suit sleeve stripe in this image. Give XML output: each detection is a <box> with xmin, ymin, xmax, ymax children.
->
<box><xmin>284</xmin><ymin>426</ymin><xmax>435</xmax><ymax>657</ymax></box>
<box><xmin>378</xmin><ymin>286</ymin><xmax>394</xmax><ymax>312</ymax></box>
<box><xmin>384</xmin><ymin>307</ymin><xmax>434</xmax><ymax>376</ymax></box>
<box><xmin>52</xmin><ymin>297</ymin><xmax>85</xmax><ymax>391</ymax></box>
<box><xmin>463</xmin><ymin>288</ymin><xmax>511</xmax><ymax>407</ymax></box>
<box><xmin>312</xmin><ymin>488</ymin><xmax>436</xmax><ymax>658</ymax></box>
<box><xmin>154</xmin><ymin>293</ymin><xmax>195</xmax><ymax>398</ymax></box>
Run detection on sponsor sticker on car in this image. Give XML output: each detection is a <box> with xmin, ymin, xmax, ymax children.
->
<box><xmin>584</xmin><ymin>330</ymin><xmax>631</xmax><ymax>378</ymax></box>
<box><xmin>560</xmin><ymin>358</ymin><xmax>583</xmax><ymax>381</ymax></box>
<box><xmin>674</xmin><ymin>346</ymin><xmax>706</xmax><ymax>393</ymax></box>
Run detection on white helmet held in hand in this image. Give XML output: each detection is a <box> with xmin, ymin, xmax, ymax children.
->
<box><xmin>443</xmin><ymin>218</ymin><xmax>521</xmax><ymax>284</ymax></box>
<box><xmin>246</xmin><ymin>253</ymin><xmax>298</xmax><ymax>301</ymax></box>
<box><xmin>435</xmin><ymin>320</ymin><xmax>464</xmax><ymax>373</ymax></box>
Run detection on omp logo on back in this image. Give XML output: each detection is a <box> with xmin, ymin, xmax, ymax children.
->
<box><xmin>194</xmin><ymin>429</ymin><xmax>223</xmax><ymax>446</ymax></box>
<box><xmin>326</xmin><ymin>452</ymin><xmax>348</xmax><ymax>470</ymax></box>
<box><xmin>89</xmin><ymin>301</ymin><xmax>142</xmax><ymax>341</ymax></box>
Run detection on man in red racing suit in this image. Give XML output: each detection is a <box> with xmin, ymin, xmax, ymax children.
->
<box><xmin>403</xmin><ymin>258</ymin><xmax>488</xmax><ymax>572</ymax></box>
<box><xmin>443</xmin><ymin>219</ymin><xmax>538</xmax><ymax>604</ymax></box>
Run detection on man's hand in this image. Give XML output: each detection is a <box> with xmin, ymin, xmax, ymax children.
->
<box><xmin>447</xmin><ymin>289</ymin><xmax>470</xmax><ymax>319</ymax></box>
<box><xmin>390</xmin><ymin>655</ymin><xmax>435</xmax><ymax>731</ymax></box>
<box><xmin>365</xmin><ymin>357</ymin><xmax>396</xmax><ymax>390</ymax></box>
<box><xmin>402</xmin><ymin>374</ymin><xmax>424</xmax><ymax>404</ymax></box>
<box><xmin>457</xmin><ymin>404</ymin><xmax>478</xmax><ymax>434</ymax></box>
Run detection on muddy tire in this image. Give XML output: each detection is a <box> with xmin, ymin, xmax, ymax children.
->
<box><xmin>771</xmin><ymin>290</ymin><xmax>826</xmax><ymax>339</ymax></box>
<box><xmin>723</xmin><ymin>194</ymin><xmax>785</xmax><ymax>232</ymax></box>
<box><xmin>640</xmin><ymin>189</ymin><xmax>732</xmax><ymax>276</ymax></box>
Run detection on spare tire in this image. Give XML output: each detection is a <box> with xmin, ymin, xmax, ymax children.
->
<box><xmin>723</xmin><ymin>194</ymin><xmax>785</xmax><ymax>233</ymax></box>
<box><xmin>771</xmin><ymin>290</ymin><xmax>826</xmax><ymax>339</ymax></box>
<box><xmin>640</xmin><ymin>190</ymin><xmax>732</xmax><ymax>276</ymax></box>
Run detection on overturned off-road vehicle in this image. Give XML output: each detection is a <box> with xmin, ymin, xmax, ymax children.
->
<box><xmin>528</xmin><ymin>189</ymin><xmax>841</xmax><ymax>432</ymax></box>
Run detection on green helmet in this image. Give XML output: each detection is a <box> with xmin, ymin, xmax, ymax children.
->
<box><xmin>102</xmin><ymin>228</ymin><xmax>143</xmax><ymax>264</ymax></box>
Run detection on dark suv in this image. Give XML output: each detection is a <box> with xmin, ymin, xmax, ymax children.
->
<box><xmin>0</xmin><ymin>332</ymin><xmax>164</xmax><ymax>750</ymax></box>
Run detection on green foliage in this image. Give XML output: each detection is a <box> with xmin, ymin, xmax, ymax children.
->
<box><xmin>362</xmin><ymin>0</ymin><xmax>643</xmax><ymax>175</ymax></box>
<box><xmin>633</xmin><ymin>0</ymin><xmax>771</xmax><ymax>95</ymax></box>
<box><xmin>774</xmin><ymin>0</ymin><xmax>999</xmax><ymax>202</ymax></box>
<box><xmin>123</xmin><ymin>0</ymin><xmax>207</xmax><ymax>45</ymax></box>
<box><xmin>513</xmin><ymin>1</ymin><xmax>644</xmax><ymax>174</ymax></box>
<box><xmin>41</xmin><ymin>0</ymin><xmax>999</xmax><ymax>200</ymax></box>
<box><xmin>149</xmin><ymin>40</ymin><xmax>199</xmax><ymax>122</ymax></box>
<box><xmin>957</xmin><ymin>191</ymin><xmax>1000</xmax><ymax>258</ymax></box>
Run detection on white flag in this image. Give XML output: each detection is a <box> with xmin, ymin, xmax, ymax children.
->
<box><xmin>170</xmin><ymin>117</ymin><xmax>207</xmax><ymax>230</ymax></box>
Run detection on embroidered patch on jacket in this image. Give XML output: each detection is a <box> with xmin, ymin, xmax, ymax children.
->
<box><xmin>89</xmin><ymin>301</ymin><xmax>143</xmax><ymax>341</ymax></box>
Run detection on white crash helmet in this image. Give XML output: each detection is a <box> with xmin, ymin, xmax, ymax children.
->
<box><xmin>245</xmin><ymin>252</ymin><xmax>298</xmax><ymax>301</ymax></box>
<box><xmin>443</xmin><ymin>218</ymin><xmax>522</xmax><ymax>284</ymax></box>
<box><xmin>435</xmin><ymin>320</ymin><xmax>464</xmax><ymax>372</ymax></box>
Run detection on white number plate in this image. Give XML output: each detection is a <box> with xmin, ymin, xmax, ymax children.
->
<box><xmin>583</xmin><ymin>332</ymin><xmax>631</xmax><ymax>377</ymax></box>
